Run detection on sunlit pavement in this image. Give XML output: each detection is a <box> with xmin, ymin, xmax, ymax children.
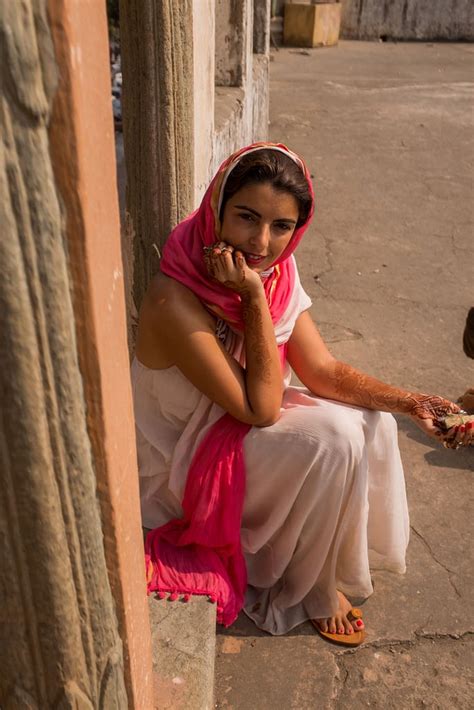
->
<box><xmin>214</xmin><ymin>40</ymin><xmax>474</xmax><ymax>710</ymax></box>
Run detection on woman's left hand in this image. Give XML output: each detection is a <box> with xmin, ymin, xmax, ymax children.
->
<box><xmin>410</xmin><ymin>413</ymin><xmax>444</xmax><ymax>441</ymax></box>
<box><xmin>408</xmin><ymin>414</ymin><xmax>473</xmax><ymax>448</ymax></box>
<box><xmin>438</xmin><ymin>419</ymin><xmax>474</xmax><ymax>449</ymax></box>
<box><xmin>409</xmin><ymin>394</ymin><xmax>474</xmax><ymax>448</ymax></box>
<box><xmin>408</xmin><ymin>393</ymin><xmax>460</xmax><ymax>444</ymax></box>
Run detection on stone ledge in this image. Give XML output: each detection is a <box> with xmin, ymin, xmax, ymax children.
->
<box><xmin>214</xmin><ymin>86</ymin><xmax>245</xmax><ymax>135</ymax></box>
<box><xmin>148</xmin><ymin>594</ymin><xmax>216</xmax><ymax>710</ymax></box>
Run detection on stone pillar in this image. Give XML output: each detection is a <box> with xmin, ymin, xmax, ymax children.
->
<box><xmin>193</xmin><ymin>0</ymin><xmax>216</xmax><ymax>204</ymax></box>
<box><xmin>215</xmin><ymin>0</ymin><xmax>247</xmax><ymax>86</ymax></box>
<box><xmin>119</xmin><ymin>0</ymin><xmax>195</xmax><ymax>312</ymax></box>
<box><xmin>0</xmin><ymin>1</ymin><xmax>153</xmax><ymax>707</ymax></box>
<box><xmin>254</xmin><ymin>0</ymin><xmax>271</xmax><ymax>54</ymax></box>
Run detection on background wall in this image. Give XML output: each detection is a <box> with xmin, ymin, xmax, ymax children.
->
<box><xmin>274</xmin><ymin>1</ymin><xmax>474</xmax><ymax>41</ymax></box>
<box><xmin>339</xmin><ymin>0</ymin><xmax>474</xmax><ymax>41</ymax></box>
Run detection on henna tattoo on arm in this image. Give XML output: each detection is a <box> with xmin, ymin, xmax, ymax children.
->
<box><xmin>332</xmin><ymin>361</ymin><xmax>413</xmax><ymax>412</ymax></box>
<box><xmin>204</xmin><ymin>242</ymin><xmax>281</xmax><ymax>419</ymax></box>
<box><xmin>331</xmin><ymin>362</ymin><xmax>458</xmax><ymax>419</ymax></box>
<box><xmin>241</xmin><ymin>292</ymin><xmax>273</xmax><ymax>384</ymax></box>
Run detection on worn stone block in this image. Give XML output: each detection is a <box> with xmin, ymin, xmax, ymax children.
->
<box><xmin>148</xmin><ymin>595</ymin><xmax>216</xmax><ymax>710</ymax></box>
<box><xmin>283</xmin><ymin>2</ymin><xmax>342</xmax><ymax>47</ymax></box>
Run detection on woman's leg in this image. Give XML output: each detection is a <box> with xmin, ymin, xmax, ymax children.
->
<box><xmin>241</xmin><ymin>390</ymin><xmax>408</xmax><ymax>635</ymax></box>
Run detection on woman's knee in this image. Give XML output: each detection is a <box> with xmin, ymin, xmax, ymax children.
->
<box><xmin>318</xmin><ymin>406</ymin><xmax>366</xmax><ymax>459</ymax></box>
<box><xmin>375</xmin><ymin>410</ymin><xmax>398</xmax><ymax>439</ymax></box>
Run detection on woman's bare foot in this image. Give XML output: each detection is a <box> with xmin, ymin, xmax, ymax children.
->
<box><xmin>313</xmin><ymin>590</ymin><xmax>365</xmax><ymax>635</ymax></box>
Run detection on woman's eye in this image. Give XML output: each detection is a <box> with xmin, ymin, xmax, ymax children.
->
<box><xmin>238</xmin><ymin>213</ymin><xmax>255</xmax><ymax>223</ymax></box>
<box><xmin>274</xmin><ymin>222</ymin><xmax>292</xmax><ymax>232</ymax></box>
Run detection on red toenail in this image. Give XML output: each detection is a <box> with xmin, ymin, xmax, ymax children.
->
<box><xmin>356</xmin><ymin>619</ymin><xmax>363</xmax><ymax>628</ymax></box>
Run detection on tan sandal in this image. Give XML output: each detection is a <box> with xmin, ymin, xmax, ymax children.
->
<box><xmin>311</xmin><ymin>607</ymin><xmax>366</xmax><ymax>647</ymax></box>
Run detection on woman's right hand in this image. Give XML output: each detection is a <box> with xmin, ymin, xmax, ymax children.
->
<box><xmin>203</xmin><ymin>242</ymin><xmax>263</xmax><ymax>297</ymax></box>
<box><xmin>202</xmin><ymin>241</ymin><xmax>282</xmax><ymax>425</ymax></box>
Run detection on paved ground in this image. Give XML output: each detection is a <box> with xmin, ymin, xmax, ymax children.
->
<box><xmin>214</xmin><ymin>41</ymin><xmax>474</xmax><ymax>709</ymax></box>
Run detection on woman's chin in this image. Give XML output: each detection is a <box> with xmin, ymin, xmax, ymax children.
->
<box><xmin>246</xmin><ymin>258</ymin><xmax>273</xmax><ymax>273</ymax></box>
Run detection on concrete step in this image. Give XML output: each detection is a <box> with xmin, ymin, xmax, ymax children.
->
<box><xmin>148</xmin><ymin>595</ymin><xmax>216</xmax><ymax>710</ymax></box>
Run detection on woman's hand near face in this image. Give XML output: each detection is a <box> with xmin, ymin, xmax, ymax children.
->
<box><xmin>203</xmin><ymin>242</ymin><xmax>285</xmax><ymax>418</ymax></box>
<box><xmin>203</xmin><ymin>242</ymin><xmax>284</xmax><ymax>422</ymax></box>
<box><xmin>204</xmin><ymin>242</ymin><xmax>263</xmax><ymax>296</ymax></box>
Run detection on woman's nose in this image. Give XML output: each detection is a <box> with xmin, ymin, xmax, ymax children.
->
<box><xmin>250</xmin><ymin>222</ymin><xmax>271</xmax><ymax>251</ymax></box>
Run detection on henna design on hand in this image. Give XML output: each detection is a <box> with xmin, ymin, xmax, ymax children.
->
<box><xmin>222</xmin><ymin>253</ymin><xmax>247</xmax><ymax>293</ymax></box>
<box><xmin>204</xmin><ymin>244</ymin><xmax>250</xmax><ymax>293</ymax></box>
<box><xmin>405</xmin><ymin>394</ymin><xmax>458</xmax><ymax>420</ymax></box>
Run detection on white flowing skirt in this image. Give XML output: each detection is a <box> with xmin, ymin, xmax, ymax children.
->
<box><xmin>240</xmin><ymin>389</ymin><xmax>409</xmax><ymax>635</ymax></box>
<box><xmin>133</xmin><ymin>358</ymin><xmax>410</xmax><ymax>636</ymax></box>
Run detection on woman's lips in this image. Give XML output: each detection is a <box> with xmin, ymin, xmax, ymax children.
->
<box><xmin>243</xmin><ymin>252</ymin><xmax>267</xmax><ymax>264</ymax></box>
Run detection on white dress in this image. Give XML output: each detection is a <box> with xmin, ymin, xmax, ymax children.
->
<box><xmin>131</xmin><ymin>267</ymin><xmax>410</xmax><ymax>635</ymax></box>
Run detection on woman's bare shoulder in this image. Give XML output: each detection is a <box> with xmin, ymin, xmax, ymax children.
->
<box><xmin>140</xmin><ymin>273</ymin><xmax>214</xmax><ymax>331</ymax></box>
<box><xmin>136</xmin><ymin>273</ymin><xmax>215</xmax><ymax>368</ymax></box>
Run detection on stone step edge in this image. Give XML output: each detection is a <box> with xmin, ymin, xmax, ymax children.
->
<box><xmin>148</xmin><ymin>594</ymin><xmax>217</xmax><ymax>710</ymax></box>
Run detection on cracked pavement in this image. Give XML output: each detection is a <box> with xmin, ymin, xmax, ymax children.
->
<box><xmin>215</xmin><ymin>41</ymin><xmax>473</xmax><ymax>709</ymax></box>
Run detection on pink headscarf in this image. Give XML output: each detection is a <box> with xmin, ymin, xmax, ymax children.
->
<box><xmin>160</xmin><ymin>142</ymin><xmax>314</xmax><ymax>326</ymax></box>
<box><xmin>145</xmin><ymin>143</ymin><xmax>314</xmax><ymax>625</ymax></box>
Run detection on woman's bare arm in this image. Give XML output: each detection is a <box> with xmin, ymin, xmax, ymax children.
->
<box><xmin>136</xmin><ymin>268</ymin><xmax>283</xmax><ymax>427</ymax></box>
<box><xmin>287</xmin><ymin>311</ymin><xmax>458</xmax><ymax>427</ymax></box>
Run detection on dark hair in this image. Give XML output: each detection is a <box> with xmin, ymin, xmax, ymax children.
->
<box><xmin>220</xmin><ymin>149</ymin><xmax>313</xmax><ymax>227</ymax></box>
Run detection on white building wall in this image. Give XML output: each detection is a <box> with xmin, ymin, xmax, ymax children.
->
<box><xmin>193</xmin><ymin>0</ymin><xmax>216</xmax><ymax>206</ymax></box>
<box><xmin>193</xmin><ymin>0</ymin><xmax>271</xmax><ymax>205</ymax></box>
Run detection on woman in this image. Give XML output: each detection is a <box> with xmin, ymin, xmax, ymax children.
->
<box><xmin>132</xmin><ymin>143</ymin><xmax>469</xmax><ymax>646</ymax></box>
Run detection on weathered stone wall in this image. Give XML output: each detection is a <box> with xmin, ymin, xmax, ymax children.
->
<box><xmin>193</xmin><ymin>0</ymin><xmax>216</xmax><ymax>202</ymax></box>
<box><xmin>0</xmin><ymin>2</ymin><xmax>127</xmax><ymax>706</ymax></box>
<box><xmin>215</xmin><ymin>0</ymin><xmax>246</xmax><ymax>85</ymax></box>
<box><xmin>254</xmin><ymin>0</ymin><xmax>272</xmax><ymax>54</ymax></box>
<box><xmin>119</xmin><ymin>0</ymin><xmax>194</xmax><ymax>311</ymax></box>
<box><xmin>340</xmin><ymin>0</ymin><xmax>474</xmax><ymax>40</ymax></box>
<box><xmin>118</xmin><ymin>0</ymin><xmax>271</xmax><ymax>298</ymax></box>
<box><xmin>0</xmin><ymin>1</ymin><xmax>153</xmax><ymax>707</ymax></box>
<box><xmin>252</xmin><ymin>54</ymin><xmax>271</xmax><ymax>140</ymax></box>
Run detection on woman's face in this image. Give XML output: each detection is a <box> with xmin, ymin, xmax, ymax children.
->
<box><xmin>219</xmin><ymin>182</ymin><xmax>300</xmax><ymax>272</ymax></box>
